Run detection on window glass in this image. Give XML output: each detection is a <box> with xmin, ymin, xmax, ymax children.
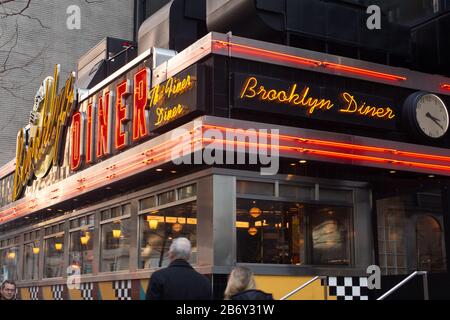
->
<box><xmin>310</xmin><ymin>206</ymin><xmax>351</xmax><ymax>265</ymax></box>
<box><xmin>70</xmin><ymin>219</ymin><xmax>79</xmax><ymax>229</ymax></box>
<box><xmin>178</xmin><ymin>184</ymin><xmax>197</xmax><ymax>200</ymax></box>
<box><xmin>416</xmin><ymin>215</ymin><xmax>446</xmax><ymax>272</ymax></box>
<box><xmin>139</xmin><ymin>201</ymin><xmax>197</xmax><ymax>269</ymax></box>
<box><xmin>140</xmin><ymin>196</ymin><xmax>156</xmax><ymax>211</ymax></box>
<box><xmin>111</xmin><ymin>206</ymin><xmax>121</xmax><ymax>219</ymax></box>
<box><xmin>376</xmin><ymin>190</ymin><xmax>446</xmax><ymax>275</ymax></box>
<box><xmin>0</xmin><ymin>247</ymin><xmax>19</xmax><ymax>281</ymax></box>
<box><xmin>23</xmin><ymin>242</ymin><xmax>40</xmax><ymax>280</ymax></box>
<box><xmin>236</xmin><ymin>181</ymin><xmax>274</xmax><ymax>196</ymax></box>
<box><xmin>236</xmin><ymin>199</ymin><xmax>305</xmax><ymax>264</ymax></box>
<box><xmin>44</xmin><ymin>236</ymin><xmax>64</xmax><ymax>278</ymax></box>
<box><xmin>319</xmin><ymin>188</ymin><xmax>353</xmax><ymax>203</ymax></box>
<box><xmin>70</xmin><ymin>228</ymin><xmax>95</xmax><ymax>274</ymax></box>
<box><xmin>236</xmin><ymin>199</ymin><xmax>352</xmax><ymax>266</ymax></box>
<box><xmin>279</xmin><ymin>184</ymin><xmax>313</xmax><ymax>200</ymax></box>
<box><xmin>100</xmin><ymin>219</ymin><xmax>131</xmax><ymax>272</ymax></box>
<box><xmin>122</xmin><ymin>204</ymin><xmax>131</xmax><ymax>216</ymax></box>
<box><xmin>158</xmin><ymin>190</ymin><xmax>176</xmax><ymax>205</ymax></box>
<box><xmin>101</xmin><ymin>209</ymin><xmax>111</xmax><ymax>221</ymax></box>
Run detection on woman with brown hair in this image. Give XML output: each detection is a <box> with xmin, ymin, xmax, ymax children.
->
<box><xmin>224</xmin><ymin>266</ymin><xmax>273</xmax><ymax>300</ymax></box>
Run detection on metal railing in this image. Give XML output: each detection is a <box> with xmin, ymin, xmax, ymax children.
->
<box><xmin>280</xmin><ymin>276</ymin><xmax>328</xmax><ymax>300</ymax></box>
<box><xmin>377</xmin><ymin>271</ymin><xmax>429</xmax><ymax>300</ymax></box>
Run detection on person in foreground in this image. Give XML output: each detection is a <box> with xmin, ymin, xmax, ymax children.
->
<box><xmin>224</xmin><ymin>266</ymin><xmax>274</xmax><ymax>300</ymax></box>
<box><xmin>0</xmin><ymin>280</ymin><xmax>17</xmax><ymax>300</ymax></box>
<box><xmin>146</xmin><ymin>237</ymin><xmax>212</xmax><ymax>300</ymax></box>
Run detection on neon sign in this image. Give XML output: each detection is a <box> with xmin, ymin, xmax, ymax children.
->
<box><xmin>13</xmin><ymin>65</ymin><xmax>75</xmax><ymax>201</ymax></box>
<box><xmin>240</xmin><ymin>76</ymin><xmax>334</xmax><ymax>115</ymax></box>
<box><xmin>70</xmin><ymin>63</ymin><xmax>198</xmax><ymax>172</ymax></box>
<box><xmin>236</xmin><ymin>74</ymin><xmax>397</xmax><ymax>127</ymax></box>
<box><xmin>149</xmin><ymin>74</ymin><xmax>194</xmax><ymax>127</ymax></box>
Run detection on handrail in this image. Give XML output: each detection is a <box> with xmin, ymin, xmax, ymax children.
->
<box><xmin>377</xmin><ymin>271</ymin><xmax>428</xmax><ymax>300</ymax></box>
<box><xmin>280</xmin><ymin>276</ymin><xmax>327</xmax><ymax>300</ymax></box>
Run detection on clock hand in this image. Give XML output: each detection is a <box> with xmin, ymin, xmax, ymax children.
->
<box><xmin>425</xmin><ymin>112</ymin><xmax>444</xmax><ymax>131</ymax></box>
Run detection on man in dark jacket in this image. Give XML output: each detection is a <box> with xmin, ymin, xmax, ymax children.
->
<box><xmin>145</xmin><ymin>237</ymin><xmax>212</xmax><ymax>300</ymax></box>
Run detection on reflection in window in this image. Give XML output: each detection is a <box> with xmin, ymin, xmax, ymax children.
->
<box><xmin>44</xmin><ymin>236</ymin><xmax>65</xmax><ymax>278</ymax></box>
<box><xmin>376</xmin><ymin>191</ymin><xmax>447</xmax><ymax>275</ymax></box>
<box><xmin>178</xmin><ymin>184</ymin><xmax>197</xmax><ymax>200</ymax></box>
<box><xmin>70</xmin><ymin>228</ymin><xmax>95</xmax><ymax>274</ymax></box>
<box><xmin>139</xmin><ymin>201</ymin><xmax>197</xmax><ymax>269</ymax></box>
<box><xmin>23</xmin><ymin>242</ymin><xmax>40</xmax><ymax>280</ymax></box>
<box><xmin>0</xmin><ymin>247</ymin><xmax>19</xmax><ymax>281</ymax></box>
<box><xmin>416</xmin><ymin>215</ymin><xmax>446</xmax><ymax>272</ymax></box>
<box><xmin>310</xmin><ymin>207</ymin><xmax>351</xmax><ymax>265</ymax></box>
<box><xmin>236</xmin><ymin>199</ymin><xmax>352</xmax><ymax>266</ymax></box>
<box><xmin>100</xmin><ymin>219</ymin><xmax>131</xmax><ymax>272</ymax></box>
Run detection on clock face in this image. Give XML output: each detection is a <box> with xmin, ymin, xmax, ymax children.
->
<box><xmin>415</xmin><ymin>94</ymin><xmax>449</xmax><ymax>139</ymax></box>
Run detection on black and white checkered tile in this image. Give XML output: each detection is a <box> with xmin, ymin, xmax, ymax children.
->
<box><xmin>327</xmin><ymin>277</ymin><xmax>369</xmax><ymax>300</ymax></box>
<box><xmin>52</xmin><ymin>285</ymin><xmax>65</xmax><ymax>300</ymax></box>
<box><xmin>113</xmin><ymin>280</ymin><xmax>132</xmax><ymax>300</ymax></box>
<box><xmin>29</xmin><ymin>286</ymin><xmax>39</xmax><ymax>300</ymax></box>
<box><xmin>80</xmin><ymin>282</ymin><xmax>94</xmax><ymax>300</ymax></box>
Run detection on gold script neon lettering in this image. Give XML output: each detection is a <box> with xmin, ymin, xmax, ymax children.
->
<box><xmin>339</xmin><ymin>92</ymin><xmax>395</xmax><ymax>120</ymax></box>
<box><xmin>240</xmin><ymin>77</ymin><xmax>334</xmax><ymax>115</ymax></box>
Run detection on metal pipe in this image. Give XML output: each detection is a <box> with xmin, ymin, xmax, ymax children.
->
<box><xmin>280</xmin><ymin>276</ymin><xmax>323</xmax><ymax>300</ymax></box>
<box><xmin>422</xmin><ymin>271</ymin><xmax>429</xmax><ymax>300</ymax></box>
<box><xmin>377</xmin><ymin>271</ymin><xmax>428</xmax><ymax>300</ymax></box>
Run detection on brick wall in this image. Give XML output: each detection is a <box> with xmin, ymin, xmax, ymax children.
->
<box><xmin>0</xmin><ymin>0</ymin><xmax>134</xmax><ymax>166</ymax></box>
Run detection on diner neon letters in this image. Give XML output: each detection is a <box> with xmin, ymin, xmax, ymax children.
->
<box><xmin>115</xmin><ymin>80</ymin><xmax>132</xmax><ymax>150</ymax></box>
<box><xmin>70</xmin><ymin>67</ymin><xmax>150</xmax><ymax>171</ymax></box>
<box><xmin>133</xmin><ymin>68</ymin><xmax>150</xmax><ymax>141</ymax></box>
<box><xmin>69</xmin><ymin>67</ymin><xmax>195</xmax><ymax>171</ymax></box>
<box><xmin>340</xmin><ymin>92</ymin><xmax>395</xmax><ymax>119</ymax></box>
<box><xmin>239</xmin><ymin>76</ymin><xmax>396</xmax><ymax>120</ymax></box>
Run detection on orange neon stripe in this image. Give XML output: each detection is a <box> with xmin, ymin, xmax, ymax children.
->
<box><xmin>212</xmin><ymin>40</ymin><xmax>407</xmax><ymax>82</ymax></box>
<box><xmin>202</xmin><ymin>138</ymin><xmax>450</xmax><ymax>173</ymax></box>
<box><xmin>202</xmin><ymin>125</ymin><xmax>450</xmax><ymax>163</ymax></box>
<box><xmin>67</xmin><ymin>136</ymin><xmax>201</xmax><ymax>198</ymax></box>
<box><xmin>0</xmin><ymin>130</ymin><xmax>201</xmax><ymax>222</ymax></box>
<box><xmin>2</xmin><ymin>123</ymin><xmax>450</xmax><ymax>223</ymax></box>
<box><xmin>212</xmin><ymin>40</ymin><xmax>322</xmax><ymax>67</ymax></box>
<box><xmin>321</xmin><ymin>62</ymin><xmax>406</xmax><ymax>81</ymax></box>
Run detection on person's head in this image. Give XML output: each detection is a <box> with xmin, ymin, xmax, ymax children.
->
<box><xmin>168</xmin><ymin>237</ymin><xmax>191</xmax><ymax>262</ymax></box>
<box><xmin>1</xmin><ymin>280</ymin><xmax>16</xmax><ymax>300</ymax></box>
<box><xmin>224</xmin><ymin>266</ymin><xmax>256</xmax><ymax>299</ymax></box>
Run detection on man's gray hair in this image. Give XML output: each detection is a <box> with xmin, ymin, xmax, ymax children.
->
<box><xmin>169</xmin><ymin>237</ymin><xmax>191</xmax><ymax>260</ymax></box>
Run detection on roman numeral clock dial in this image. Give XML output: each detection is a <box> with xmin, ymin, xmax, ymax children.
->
<box><xmin>404</xmin><ymin>92</ymin><xmax>449</xmax><ymax>140</ymax></box>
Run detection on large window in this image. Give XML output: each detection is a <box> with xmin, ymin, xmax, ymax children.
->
<box><xmin>138</xmin><ymin>184</ymin><xmax>198</xmax><ymax>269</ymax></box>
<box><xmin>100</xmin><ymin>204</ymin><xmax>131</xmax><ymax>272</ymax></box>
<box><xmin>236</xmin><ymin>198</ymin><xmax>352</xmax><ymax>266</ymax></box>
<box><xmin>139</xmin><ymin>201</ymin><xmax>197</xmax><ymax>269</ymax></box>
<box><xmin>23</xmin><ymin>242</ymin><xmax>40</xmax><ymax>281</ymax></box>
<box><xmin>0</xmin><ymin>246</ymin><xmax>19</xmax><ymax>281</ymax></box>
<box><xmin>69</xmin><ymin>214</ymin><xmax>95</xmax><ymax>275</ymax></box>
<box><xmin>44</xmin><ymin>235</ymin><xmax>65</xmax><ymax>278</ymax></box>
<box><xmin>376</xmin><ymin>189</ymin><xmax>447</xmax><ymax>275</ymax></box>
